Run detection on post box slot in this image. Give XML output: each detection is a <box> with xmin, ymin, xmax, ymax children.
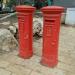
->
<box><xmin>50</xmin><ymin>20</ymin><xmax>55</xmax><ymax>22</ymax></box>
<box><xmin>45</xmin><ymin>19</ymin><xmax>55</xmax><ymax>23</ymax></box>
<box><xmin>45</xmin><ymin>19</ymin><xmax>50</xmax><ymax>22</ymax></box>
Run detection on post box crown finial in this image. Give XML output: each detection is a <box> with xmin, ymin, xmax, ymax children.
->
<box><xmin>16</xmin><ymin>5</ymin><xmax>35</xmax><ymax>12</ymax></box>
<box><xmin>41</xmin><ymin>6</ymin><xmax>64</xmax><ymax>13</ymax></box>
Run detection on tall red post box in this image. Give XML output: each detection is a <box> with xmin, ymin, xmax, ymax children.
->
<box><xmin>16</xmin><ymin>5</ymin><xmax>35</xmax><ymax>59</ymax></box>
<box><xmin>41</xmin><ymin>6</ymin><xmax>64</xmax><ymax>67</ymax></box>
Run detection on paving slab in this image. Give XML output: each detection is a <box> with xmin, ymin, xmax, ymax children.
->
<box><xmin>57</xmin><ymin>62</ymin><xmax>75</xmax><ymax>73</ymax></box>
<box><xmin>0</xmin><ymin>68</ymin><xmax>11</xmax><ymax>75</ymax></box>
<box><xmin>0</xmin><ymin>59</ymin><xmax>10</xmax><ymax>68</ymax></box>
<box><xmin>6</xmin><ymin>64</ymin><xmax>32</xmax><ymax>75</ymax></box>
<box><xmin>30</xmin><ymin>71</ymin><xmax>43</xmax><ymax>75</ymax></box>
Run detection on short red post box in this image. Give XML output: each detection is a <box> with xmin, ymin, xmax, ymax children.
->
<box><xmin>41</xmin><ymin>6</ymin><xmax>64</xmax><ymax>67</ymax></box>
<box><xmin>16</xmin><ymin>5</ymin><xmax>35</xmax><ymax>59</ymax></box>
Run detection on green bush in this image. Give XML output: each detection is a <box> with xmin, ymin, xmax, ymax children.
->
<box><xmin>6</xmin><ymin>0</ymin><xmax>17</xmax><ymax>8</ymax></box>
<box><xmin>23</xmin><ymin>0</ymin><xmax>34</xmax><ymax>6</ymax></box>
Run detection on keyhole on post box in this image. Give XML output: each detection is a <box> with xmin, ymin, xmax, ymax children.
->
<box><xmin>24</xmin><ymin>34</ymin><xmax>29</xmax><ymax>40</ymax></box>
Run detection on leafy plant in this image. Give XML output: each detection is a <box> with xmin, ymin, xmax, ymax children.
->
<box><xmin>6</xmin><ymin>0</ymin><xmax>17</xmax><ymax>8</ymax></box>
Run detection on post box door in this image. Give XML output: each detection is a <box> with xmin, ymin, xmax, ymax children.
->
<box><xmin>43</xmin><ymin>17</ymin><xmax>57</xmax><ymax>57</ymax></box>
<box><xmin>18</xmin><ymin>15</ymin><xmax>30</xmax><ymax>52</ymax></box>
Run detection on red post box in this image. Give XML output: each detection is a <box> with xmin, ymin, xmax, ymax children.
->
<box><xmin>41</xmin><ymin>6</ymin><xmax>64</xmax><ymax>67</ymax></box>
<box><xmin>16</xmin><ymin>5</ymin><xmax>35</xmax><ymax>59</ymax></box>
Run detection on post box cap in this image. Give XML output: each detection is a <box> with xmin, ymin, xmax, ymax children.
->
<box><xmin>16</xmin><ymin>5</ymin><xmax>35</xmax><ymax>12</ymax></box>
<box><xmin>41</xmin><ymin>6</ymin><xmax>64</xmax><ymax>13</ymax></box>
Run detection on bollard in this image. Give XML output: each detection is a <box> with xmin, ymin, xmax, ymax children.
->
<box><xmin>16</xmin><ymin>5</ymin><xmax>35</xmax><ymax>59</ymax></box>
<box><xmin>41</xmin><ymin>6</ymin><xmax>64</xmax><ymax>67</ymax></box>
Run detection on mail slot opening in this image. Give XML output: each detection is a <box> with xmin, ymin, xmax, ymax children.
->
<box><xmin>45</xmin><ymin>19</ymin><xmax>55</xmax><ymax>22</ymax></box>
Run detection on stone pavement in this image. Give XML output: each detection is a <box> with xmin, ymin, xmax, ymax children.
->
<box><xmin>0</xmin><ymin>26</ymin><xmax>75</xmax><ymax>75</ymax></box>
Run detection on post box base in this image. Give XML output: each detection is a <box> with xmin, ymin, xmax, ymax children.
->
<box><xmin>19</xmin><ymin>50</ymin><xmax>33</xmax><ymax>59</ymax></box>
<box><xmin>41</xmin><ymin>58</ymin><xmax>58</xmax><ymax>67</ymax></box>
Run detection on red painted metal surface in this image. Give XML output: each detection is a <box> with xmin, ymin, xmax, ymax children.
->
<box><xmin>41</xmin><ymin>6</ymin><xmax>64</xmax><ymax>67</ymax></box>
<box><xmin>16</xmin><ymin>5</ymin><xmax>35</xmax><ymax>59</ymax></box>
